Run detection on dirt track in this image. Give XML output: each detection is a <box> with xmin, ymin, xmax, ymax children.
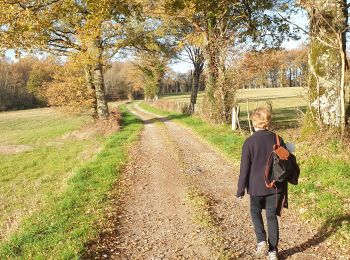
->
<box><xmin>85</xmin><ymin>104</ymin><xmax>349</xmax><ymax>260</ymax></box>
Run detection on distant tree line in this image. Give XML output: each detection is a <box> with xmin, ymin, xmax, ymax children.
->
<box><xmin>235</xmin><ymin>48</ymin><xmax>308</xmax><ymax>89</ymax></box>
<box><xmin>0</xmin><ymin>57</ymin><xmax>54</xmax><ymax>111</ymax></box>
<box><xmin>0</xmin><ymin>47</ymin><xmax>310</xmax><ymax>111</ymax></box>
<box><xmin>160</xmin><ymin>48</ymin><xmax>308</xmax><ymax>96</ymax></box>
<box><xmin>160</xmin><ymin>70</ymin><xmax>205</xmax><ymax>94</ymax></box>
<box><xmin>0</xmin><ymin>56</ymin><xmax>95</xmax><ymax>114</ymax></box>
<box><xmin>104</xmin><ymin>62</ymin><xmax>144</xmax><ymax>101</ymax></box>
<box><xmin>105</xmin><ymin>48</ymin><xmax>307</xmax><ymax>101</ymax></box>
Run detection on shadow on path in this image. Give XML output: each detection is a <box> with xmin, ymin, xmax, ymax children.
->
<box><xmin>279</xmin><ymin>214</ymin><xmax>350</xmax><ymax>259</ymax></box>
<box><xmin>141</xmin><ymin>114</ymin><xmax>190</xmax><ymax>125</ymax></box>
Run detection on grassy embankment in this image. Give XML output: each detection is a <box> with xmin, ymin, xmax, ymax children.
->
<box><xmin>139</xmin><ymin>87</ymin><xmax>350</xmax><ymax>251</ymax></box>
<box><xmin>0</xmin><ymin>105</ymin><xmax>142</xmax><ymax>258</ymax></box>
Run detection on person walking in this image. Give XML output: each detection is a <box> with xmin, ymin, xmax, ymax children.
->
<box><xmin>236</xmin><ymin>107</ymin><xmax>287</xmax><ymax>260</ymax></box>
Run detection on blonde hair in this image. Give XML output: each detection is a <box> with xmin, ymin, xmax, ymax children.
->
<box><xmin>250</xmin><ymin>107</ymin><xmax>271</xmax><ymax>129</ymax></box>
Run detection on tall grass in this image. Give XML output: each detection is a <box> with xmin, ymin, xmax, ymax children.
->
<box><xmin>0</xmin><ymin>105</ymin><xmax>143</xmax><ymax>258</ymax></box>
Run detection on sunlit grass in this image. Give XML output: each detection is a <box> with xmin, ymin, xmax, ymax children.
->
<box><xmin>0</xmin><ymin>105</ymin><xmax>143</xmax><ymax>258</ymax></box>
<box><xmin>0</xmin><ymin>108</ymin><xmax>90</xmax><ymax>145</ymax></box>
<box><xmin>161</xmin><ymin>87</ymin><xmax>307</xmax><ymax>106</ymax></box>
<box><xmin>0</xmin><ymin>108</ymin><xmax>96</xmax><ymax>241</ymax></box>
<box><xmin>159</xmin><ymin>87</ymin><xmax>307</xmax><ymax>129</ymax></box>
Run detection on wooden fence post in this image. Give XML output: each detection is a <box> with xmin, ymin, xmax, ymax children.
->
<box><xmin>232</xmin><ymin>106</ymin><xmax>238</xmax><ymax>130</ymax></box>
<box><xmin>247</xmin><ymin>99</ymin><xmax>253</xmax><ymax>135</ymax></box>
<box><xmin>232</xmin><ymin>105</ymin><xmax>242</xmax><ymax>133</ymax></box>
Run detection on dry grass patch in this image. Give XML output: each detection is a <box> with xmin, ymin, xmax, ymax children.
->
<box><xmin>61</xmin><ymin>109</ymin><xmax>120</xmax><ymax>141</ymax></box>
<box><xmin>0</xmin><ymin>144</ymin><xmax>31</xmax><ymax>154</ymax></box>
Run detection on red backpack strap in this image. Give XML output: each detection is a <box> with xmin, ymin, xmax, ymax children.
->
<box><xmin>275</xmin><ymin>134</ymin><xmax>280</xmax><ymax>147</ymax></box>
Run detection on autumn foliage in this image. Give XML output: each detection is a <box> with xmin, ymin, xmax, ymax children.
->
<box><xmin>234</xmin><ymin>48</ymin><xmax>308</xmax><ymax>89</ymax></box>
<box><xmin>44</xmin><ymin>60</ymin><xmax>95</xmax><ymax>115</ymax></box>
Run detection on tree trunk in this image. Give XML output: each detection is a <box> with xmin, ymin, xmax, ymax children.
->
<box><xmin>346</xmin><ymin>99</ymin><xmax>350</xmax><ymax>127</ymax></box>
<box><xmin>185</xmin><ymin>47</ymin><xmax>204</xmax><ymax>114</ymax></box>
<box><xmin>339</xmin><ymin>32</ymin><xmax>346</xmax><ymax>133</ymax></box>
<box><xmin>232</xmin><ymin>105</ymin><xmax>240</xmax><ymax>130</ymax></box>
<box><xmin>304</xmin><ymin>0</ymin><xmax>347</xmax><ymax>128</ymax></box>
<box><xmin>93</xmin><ymin>62</ymin><xmax>109</xmax><ymax>118</ymax></box>
<box><xmin>203</xmin><ymin>27</ymin><xmax>235</xmax><ymax>123</ymax></box>
<box><xmin>189</xmin><ymin>66</ymin><xmax>202</xmax><ymax>114</ymax></box>
<box><xmin>280</xmin><ymin>67</ymin><xmax>283</xmax><ymax>88</ymax></box>
<box><xmin>84</xmin><ymin>65</ymin><xmax>97</xmax><ymax>117</ymax></box>
<box><xmin>86</xmin><ymin>36</ymin><xmax>109</xmax><ymax>118</ymax></box>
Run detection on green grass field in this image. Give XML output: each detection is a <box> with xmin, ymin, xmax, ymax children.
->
<box><xmin>159</xmin><ymin>87</ymin><xmax>307</xmax><ymax>129</ymax></box>
<box><xmin>161</xmin><ymin>87</ymin><xmax>306</xmax><ymax>105</ymax></box>
<box><xmin>0</xmin><ymin>108</ymin><xmax>94</xmax><ymax>240</ymax></box>
<box><xmin>0</xmin><ymin>105</ymin><xmax>143</xmax><ymax>258</ymax></box>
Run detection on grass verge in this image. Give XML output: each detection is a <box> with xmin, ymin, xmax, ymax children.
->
<box><xmin>139</xmin><ymin>102</ymin><xmax>350</xmax><ymax>254</ymax></box>
<box><xmin>0</xmin><ymin>105</ymin><xmax>143</xmax><ymax>259</ymax></box>
<box><xmin>290</xmin><ymin>156</ymin><xmax>350</xmax><ymax>247</ymax></box>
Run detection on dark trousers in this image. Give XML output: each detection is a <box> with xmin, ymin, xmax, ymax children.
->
<box><xmin>250</xmin><ymin>194</ymin><xmax>281</xmax><ymax>252</ymax></box>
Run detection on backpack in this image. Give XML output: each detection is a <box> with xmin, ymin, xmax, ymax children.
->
<box><xmin>264</xmin><ymin>134</ymin><xmax>300</xmax><ymax>188</ymax></box>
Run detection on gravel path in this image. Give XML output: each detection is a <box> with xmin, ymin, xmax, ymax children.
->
<box><xmin>85</xmin><ymin>104</ymin><xmax>350</xmax><ymax>260</ymax></box>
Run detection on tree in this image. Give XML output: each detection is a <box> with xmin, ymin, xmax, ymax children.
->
<box><xmin>136</xmin><ymin>50</ymin><xmax>168</xmax><ymax>101</ymax></box>
<box><xmin>300</xmin><ymin>0</ymin><xmax>349</xmax><ymax>134</ymax></box>
<box><xmin>185</xmin><ymin>46</ymin><xmax>204</xmax><ymax>114</ymax></box>
<box><xmin>0</xmin><ymin>0</ymin><xmax>141</xmax><ymax>118</ymax></box>
<box><xmin>164</xmin><ymin>0</ymin><xmax>296</xmax><ymax>123</ymax></box>
<box><xmin>27</xmin><ymin>58</ymin><xmax>57</xmax><ymax>104</ymax></box>
<box><xmin>0</xmin><ymin>0</ymin><xmax>60</xmax><ymax>53</ymax></box>
<box><xmin>130</xmin><ymin>17</ymin><xmax>177</xmax><ymax>101</ymax></box>
<box><xmin>43</xmin><ymin>58</ymin><xmax>95</xmax><ymax>114</ymax></box>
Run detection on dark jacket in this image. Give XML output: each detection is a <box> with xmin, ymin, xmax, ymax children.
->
<box><xmin>236</xmin><ymin>130</ymin><xmax>288</xmax><ymax>198</ymax></box>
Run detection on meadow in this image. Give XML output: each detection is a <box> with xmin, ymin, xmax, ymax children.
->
<box><xmin>160</xmin><ymin>87</ymin><xmax>308</xmax><ymax>129</ymax></box>
<box><xmin>161</xmin><ymin>86</ymin><xmax>306</xmax><ymax>105</ymax></box>
<box><xmin>0</xmin><ymin>108</ymin><xmax>93</xmax><ymax>240</ymax></box>
<box><xmin>0</xmin><ymin>105</ymin><xmax>143</xmax><ymax>258</ymax></box>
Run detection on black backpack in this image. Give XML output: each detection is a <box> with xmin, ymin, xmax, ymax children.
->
<box><xmin>264</xmin><ymin>134</ymin><xmax>300</xmax><ymax>188</ymax></box>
